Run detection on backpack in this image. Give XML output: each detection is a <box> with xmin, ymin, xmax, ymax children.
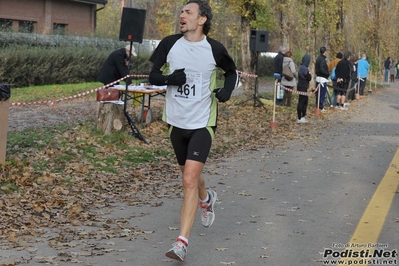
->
<box><xmin>282</xmin><ymin>63</ymin><xmax>294</xmax><ymax>81</ymax></box>
<box><xmin>330</xmin><ymin>66</ymin><xmax>337</xmax><ymax>81</ymax></box>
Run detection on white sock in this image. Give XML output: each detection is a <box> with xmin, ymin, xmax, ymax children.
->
<box><xmin>200</xmin><ymin>191</ymin><xmax>210</xmax><ymax>204</ymax></box>
<box><xmin>178</xmin><ymin>236</ymin><xmax>188</xmax><ymax>246</ymax></box>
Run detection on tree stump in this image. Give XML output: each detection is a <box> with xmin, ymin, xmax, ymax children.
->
<box><xmin>96</xmin><ymin>102</ymin><xmax>127</xmax><ymax>134</ymax></box>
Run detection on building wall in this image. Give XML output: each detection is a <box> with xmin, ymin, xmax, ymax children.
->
<box><xmin>0</xmin><ymin>0</ymin><xmax>95</xmax><ymax>34</ymax></box>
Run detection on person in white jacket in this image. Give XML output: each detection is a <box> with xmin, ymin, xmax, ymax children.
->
<box><xmin>281</xmin><ymin>51</ymin><xmax>297</xmax><ymax>106</ymax></box>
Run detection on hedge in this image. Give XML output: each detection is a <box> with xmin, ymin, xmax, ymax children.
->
<box><xmin>0</xmin><ymin>32</ymin><xmax>275</xmax><ymax>87</ymax></box>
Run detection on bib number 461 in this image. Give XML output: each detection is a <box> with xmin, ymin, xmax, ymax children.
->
<box><xmin>177</xmin><ymin>84</ymin><xmax>196</xmax><ymax>97</ymax></box>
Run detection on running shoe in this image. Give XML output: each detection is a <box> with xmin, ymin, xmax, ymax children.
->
<box><xmin>300</xmin><ymin>117</ymin><xmax>308</xmax><ymax>123</ymax></box>
<box><xmin>165</xmin><ymin>241</ymin><xmax>187</xmax><ymax>262</ymax></box>
<box><xmin>199</xmin><ymin>188</ymin><xmax>217</xmax><ymax>227</ymax></box>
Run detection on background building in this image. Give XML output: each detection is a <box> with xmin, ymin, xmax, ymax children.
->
<box><xmin>0</xmin><ymin>0</ymin><xmax>107</xmax><ymax>35</ymax></box>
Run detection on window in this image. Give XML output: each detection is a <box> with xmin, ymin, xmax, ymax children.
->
<box><xmin>0</xmin><ymin>19</ymin><xmax>12</xmax><ymax>32</ymax></box>
<box><xmin>19</xmin><ymin>21</ymin><xmax>35</xmax><ymax>33</ymax></box>
<box><xmin>53</xmin><ymin>23</ymin><xmax>68</xmax><ymax>35</ymax></box>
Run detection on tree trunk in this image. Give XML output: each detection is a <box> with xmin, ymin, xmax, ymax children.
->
<box><xmin>96</xmin><ymin>102</ymin><xmax>127</xmax><ymax>134</ymax></box>
<box><xmin>241</xmin><ymin>16</ymin><xmax>256</xmax><ymax>96</ymax></box>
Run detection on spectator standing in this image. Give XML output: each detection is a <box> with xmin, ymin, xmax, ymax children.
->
<box><xmin>347</xmin><ymin>55</ymin><xmax>358</xmax><ymax>102</ymax></box>
<box><xmin>281</xmin><ymin>51</ymin><xmax>297</xmax><ymax>107</ymax></box>
<box><xmin>357</xmin><ymin>53</ymin><xmax>370</xmax><ymax>97</ymax></box>
<box><xmin>389</xmin><ymin>60</ymin><xmax>396</xmax><ymax>82</ymax></box>
<box><xmin>148</xmin><ymin>0</ymin><xmax>238</xmax><ymax>262</ymax></box>
<box><xmin>396</xmin><ymin>61</ymin><xmax>399</xmax><ymax>79</ymax></box>
<box><xmin>273</xmin><ymin>46</ymin><xmax>286</xmax><ymax>105</ymax></box>
<box><xmin>384</xmin><ymin>57</ymin><xmax>391</xmax><ymax>83</ymax></box>
<box><xmin>335</xmin><ymin>51</ymin><xmax>352</xmax><ymax>110</ymax></box>
<box><xmin>315</xmin><ymin>46</ymin><xmax>330</xmax><ymax>112</ymax></box>
<box><xmin>296</xmin><ymin>54</ymin><xmax>312</xmax><ymax>123</ymax></box>
<box><xmin>328</xmin><ymin>52</ymin><xmax>343</xmax><ymax>107</ymax></box>
<box><xmin>97</xmin><ymin>45</ymin><xmax>135</xmax><ymax>85</ymax></box>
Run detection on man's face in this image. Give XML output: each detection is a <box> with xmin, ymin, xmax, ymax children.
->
<box><xmin>179</xmin><ymin>3</ymin><xmax>206</xmax><ymax>34</ymax></box>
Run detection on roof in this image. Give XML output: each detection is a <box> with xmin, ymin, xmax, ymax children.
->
<box><xmin>69</xmin><ymin>0</ymin><xmax>108</xmax><ymax>5</ymax></box>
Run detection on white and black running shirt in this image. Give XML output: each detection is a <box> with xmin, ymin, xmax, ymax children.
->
<box><xmin>149</xmin><ymin>34</ymin><xmax>237</xmax><ymax>130</ymax></box>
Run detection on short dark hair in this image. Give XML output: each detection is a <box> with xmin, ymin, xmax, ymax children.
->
<box><xmin>344</xmin><ymin>51</ymin><xmax>352</xmax><ymax>58</ymax></box>
<box><xmin>336</xmin><ymin>52</ymin><xmax>343</xmax><ymax>59</ymax></box>
<box><xmin>320</xmin><ymin>46</ymin><xmax>327</xmax><ymax>54</ymax></box>
<box><xmin>186</xmin><ymin>0</ymin><xmax>213</xmax><ymax>35</ymax></box>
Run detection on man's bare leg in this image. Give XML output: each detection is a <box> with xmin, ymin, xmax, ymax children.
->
<box><xmin>179</xmin><ymin>159</ymin><xmax>206</xmax><ymax>239</ymax></box>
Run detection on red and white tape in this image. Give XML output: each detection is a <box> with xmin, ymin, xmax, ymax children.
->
<box><xmin>9</xmin><ymin>75</ymin><xmax>131</xmax><ymax>108</ymax></box>
<box><xmin>9</xmin><ymin>71</ymin><xmax>258</xmax><ymax>108</ymax></box>
<box><xmin>279</xmin><ymin>84</ymin><xmax>319</xmax><ymax>96</ymax></box>
<box><xmin>237</xmin><ymin>71</ymin><xmax>258</xmax><ymax>78</ymax></box>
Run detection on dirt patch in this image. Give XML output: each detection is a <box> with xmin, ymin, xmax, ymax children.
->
<box><xmin>7</xmin><ymin>99</ymin><xmax>99</xmax><ymax>132</ymax></box>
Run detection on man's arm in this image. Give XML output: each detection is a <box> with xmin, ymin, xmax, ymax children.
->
<box><xmin>149</xmin><ymin>68</ymin><xmax>167</xmax><ymax>86</ymax></box>
<box><xmin>320</xmin><ymin>59</ymin><xmax>330</xmax><ymax>77</ymax></box>
<box><xmin>149</xmin><ymin>67</ymin><xmax>186</xmax><ymax>86</ymax></box>
<box><xmin>114</xmin><ymin>52</ymin><xmax>131</xmax><ymax>85</ymax></box>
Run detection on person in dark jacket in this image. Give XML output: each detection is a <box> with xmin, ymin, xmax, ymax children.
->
<box><xmin>97</xmin><ymin>45</ymin><xmax>136</xmax><ymax>86</ymax></box>
<box><xmin>384</xmin><ymin>57</ymin><xmax>391</xmax><ymax>83</ymax></box>
<box><xmin>335</xmin><ymin>51</ymin><xmax>352</xmax><ymax>110</ymax></box>
<box><xmin>296</xmin><ymin>54</ymin><xmax>312</xmax><ymax>123</ymax></box>
<box><xmin>273</xmin><ymin>45</ymin><xmax>286</xmax><ymax>105</ymax></box>
<box><xmin>347</xmin><ymin>55</ymin><xmax>358</xmax><ymax>101</ymax></box>
<box><xmin>314</xmin><ymin>46</ymin><xmax>330</xmax><ymax>112</ymax></box>
<box><xmin>328</xmin><ymin>52</ymin><xmax>343</xmax><ymax>107</ymax></box>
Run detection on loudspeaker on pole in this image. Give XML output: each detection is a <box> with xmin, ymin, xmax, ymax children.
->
<box><xmin>119</xmin><ymin>7</ymin><xmax>146</xmax><ymax>43</ymax></box>
<box><xmin>250</xmin><ymin>30</ymin><xmax>269</xmax><ymax>52</ymax></box>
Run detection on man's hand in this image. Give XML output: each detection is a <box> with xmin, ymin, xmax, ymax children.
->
<box><xmin>166</xmin><ymin>68</ymin><xmax>186</xmax><ymax>86</ymax></box>
<box><xmin>213</xmin><ymin>87</ymin><xmax>232</xmax><ymax>103</ymax></box>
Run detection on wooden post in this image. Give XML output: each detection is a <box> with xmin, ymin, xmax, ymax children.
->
<box><xmin>0</xmin><ymin>100</ymin><xmax>10</xmax><ymax>164</ymax></box>
<box><xmin>270</xmin><ymin>80</ymin><xmax>278</xmax><ymax>129</ymax></box>
<box><xmin>96</xmin><ymin>102</ymin><xmax>127</xmax><ymax>134</ymax></box>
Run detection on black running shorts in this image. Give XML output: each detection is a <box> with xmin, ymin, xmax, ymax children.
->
<box><xmin>169</xmin><ymin>126</ymin><xmax>215</xmax><ymax>165</ymax></box>
<box><xmin>338</xmin><ymin>82</ymin><xmax>349</xmax><ymax>96</ymax></box>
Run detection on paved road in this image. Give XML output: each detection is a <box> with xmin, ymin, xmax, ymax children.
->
<box><xmin>1</xmin><ymin>83</ymin><xmax>398</xmax><ymax>266</ymax></box>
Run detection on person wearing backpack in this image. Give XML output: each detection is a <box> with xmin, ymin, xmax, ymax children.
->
<box><xmin>328</xmin><ymin>52</ymin><xmax>343</xmax><ymax>107</ymax></box>
<box><xmin>281</xmin><ymin>51</ymin><xmax>297</xmax><ymax>106</ymax></box>
<box><xmin>357</xmin><ymin>53</ymin><xmax>370</xmax><ymax>96</ymax></box>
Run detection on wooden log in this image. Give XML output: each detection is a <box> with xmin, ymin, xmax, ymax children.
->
<box><xmin>96</xmin><ymin>102</ymin><xmax>127</xmax><ymax>134</ymax></box>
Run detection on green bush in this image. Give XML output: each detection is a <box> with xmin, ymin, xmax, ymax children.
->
<box><xmin>0</xmin><ymin>44</ymin><xmax>154</xmax><ymax>87</ymax></box>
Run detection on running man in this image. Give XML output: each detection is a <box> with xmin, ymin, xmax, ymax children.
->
<box><xmin>148</xmin><ymin>0</ymin><xmax>238</xmax><ymax>262</ymax></box>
